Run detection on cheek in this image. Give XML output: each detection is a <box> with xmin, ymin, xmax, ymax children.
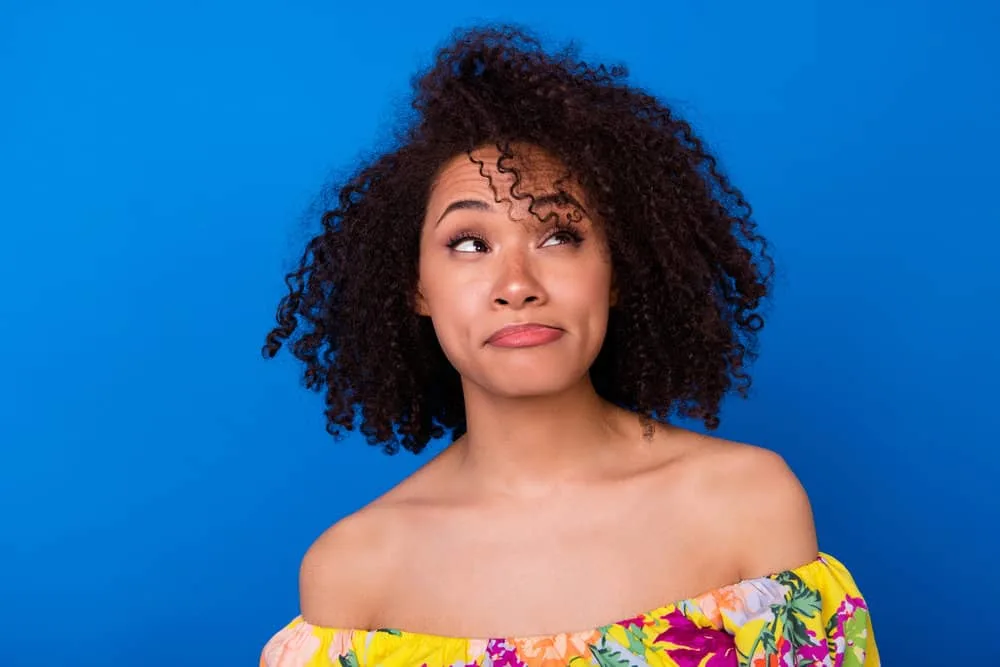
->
<box><xmin>556</xmin><ymin>261</ymin><xmax>614</xmax><ymax>311</ymax></box>
<box><xmin>560</xmin><ymin>262</ymin><xmax>613</xmax><ymax>350</ymax></box>
<box><xmin>419</xmin><ymin>263</ymin><xmax>489</xmax><ymax>338</ymax></box>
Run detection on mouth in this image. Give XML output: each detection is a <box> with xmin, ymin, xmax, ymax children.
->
<box><xmin>486</xmin><ymin>323</ymin><xmax>564</xmax><ymax>348</ymax></box>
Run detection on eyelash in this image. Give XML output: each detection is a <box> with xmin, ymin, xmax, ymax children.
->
<box><xmin>446</xmin><ymin>231</ymin><xmax>489</xmax><ymax>251</ymax></box>
<box><xmin>446</xmin><ymin>224</ymin><xmax>584</xmax><ymax>252</ymax></box>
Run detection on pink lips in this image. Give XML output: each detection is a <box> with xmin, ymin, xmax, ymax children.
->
<box><xmin>486</xmin><ymin>323</ymin><xmax>564</xmax><ymax>348</ymax></box>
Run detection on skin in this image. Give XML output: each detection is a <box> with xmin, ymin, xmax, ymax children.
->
<box><xmin>298</xmin><ymin>145</ymin><xmax>818</xmax><ymax>638</ymax></box>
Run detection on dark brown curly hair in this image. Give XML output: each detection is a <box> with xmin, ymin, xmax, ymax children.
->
<box><xmin>263</xmin><ymin>24</ymin><xmax>774</xmax><ymax>455</ymax></box>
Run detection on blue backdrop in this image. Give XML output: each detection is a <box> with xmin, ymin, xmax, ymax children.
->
<box><xmin>2</xmin><ymin>1</ymin><xmax>997</xmax><ymax>664</ymax></box>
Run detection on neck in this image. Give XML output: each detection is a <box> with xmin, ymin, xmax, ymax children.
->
<box><xmin>449</xmin><ymin>376</ymin><xmax>635</xmax><ymax>497</ymax></box>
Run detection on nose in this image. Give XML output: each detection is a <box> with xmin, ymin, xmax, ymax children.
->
<box><xmin>492</xmin><ymin>251</ymin><xmax>546</xmax><ymax>309</ymax></box>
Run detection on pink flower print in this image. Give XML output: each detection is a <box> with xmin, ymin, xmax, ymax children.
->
<box><xmin>512</xmin><ymin>630</ymin><xmax>602</xmax><ymax>667</ymax></box>
<box><xmin>327</xmin><ymin>630</ymin><xmax>354</xmax><ymax>661</ymax></box>
<box><xmin>828</xmin><ymin>595</ymin><xmax>870</xmax><ymax>667</ymax></box>
<box><xmin>793</xmin><ymin>632</ymin><xmax>831</xmax><ymax>665</ymax></box>
<box><xmin>695</xmin><ymin>579</ymin><xmax>788</xmax><ymax>628</ymax></box>
<box><xmin>654</xmin><ymin>609</ymin><xmax>738</xmax><ymax>667</ymax></box>
<box><xmin>486</xmin><ymin>639</ymin><xmax>529</xmax><ymax>667</ymax></box>
<box><xmin>260</xmin><ymin>623</ymin><xmax>322</xmax><ymax>667</ymax></box>
<box><xmin>617</xmin><ymin>614</ymin><xmax>648</xmax><ymax>630</ymax></box>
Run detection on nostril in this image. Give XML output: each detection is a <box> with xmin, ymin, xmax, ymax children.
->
<box><xmin>495</xmin><ymin>297</ymin><xmax>509</xmax><ymax>306</ymax></box>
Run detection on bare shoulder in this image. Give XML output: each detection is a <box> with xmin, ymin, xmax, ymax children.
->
<box><xmin>296</xmin><ymin>452</ymin><xmax>454</xmax><ymax>629</ymax></box>
<box><xmin>663</xmin><ymin>428</ymin><xmax>819</xmax><ymax>578</ymax></box>
<box><xmin>298</xmin><ymin>504</ymin><xmax>403</xmax><ymax>629</ymax></box>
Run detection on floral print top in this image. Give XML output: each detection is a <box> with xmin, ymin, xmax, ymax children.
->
<box><xmin>261</xmin><ymin>552</ymin><xmax>878</xmax><ymax>667</ymax></box>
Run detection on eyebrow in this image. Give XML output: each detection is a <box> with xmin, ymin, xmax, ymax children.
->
<box><xmin>434</xmin><ymin>193</ymin><xmax>588</xmax><ymax>227</ymax></box>
<box><xmin>435</xmin><ymin>199</ymin><xmax>491</xmax><ymax>226</ymax></box>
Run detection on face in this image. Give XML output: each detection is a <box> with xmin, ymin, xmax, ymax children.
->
<box><xmin>416</xmin><ymin>144</ymin><xmax>615</xmax><ymax>398</ymax></box>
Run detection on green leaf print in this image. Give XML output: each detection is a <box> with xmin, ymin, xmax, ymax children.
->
<box><xmin>772</xmin><ymin>571</ymin><xmax>799</xmax><ymax>587</ymax></box>
<box><xmin>589</xmin><ymin>644</ymin><xmax>633</xmax><ymax>667</ymax></box>
<box><xmin>783</xmin><ymin>612</ymin><xmax>813</xmax><ymax>649</ymax></box>
<box><xmin>338</xmin><ymin>651</ymin><xmax>361</xmax><ymax>667</ymax></box>
<box><xmin>843</xmin><ymin>608</ymin><xmax>868</xmax><ymax>642</ymax></box>
<box><xmin>376</xmin><ymin>628</ymin><xmax>403</xmax><ymax>636</ymax></box>
<box><xmin>741</xmin><ymin>624</ymin><xmax>778</xmax><ymax>664</ymax></box>
<box><xmin>622</xmin><ymin>625</ymin><xmax>647</xmax><ymax>656</ymax></box>
<box><xmin>786</xmin><ymin>584</ymin><xmax>822</xmax><ymax>619</ymax></box>
<box><xmin>825</xmin><ymin>609</ymin><xmax>839</xmax><ymax>639</ymax></box>
<box><xmin>773</xmin><ymin>571</ymin><xmax>822</xmax><ymax>620</ymax></box>
<box><xmin>759</xmin><ymin>626</ymin><xmax>778</xmax><ymax>655</ymax></box>
<box><xmin>840</xmin><ymin>608</ymin><xmax>870</xmax><ymax>667</ymax></box>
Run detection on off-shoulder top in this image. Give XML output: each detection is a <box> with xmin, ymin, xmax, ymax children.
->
<box><xmin>261</xmin><ymin>552</ymin><xmax>878</xmax><ymax>666</ymax></box>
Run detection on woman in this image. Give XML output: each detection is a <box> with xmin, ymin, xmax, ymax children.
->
<box><xmin>260</xmin><ymin>25</ymin><xmax>879</xmax><ymax>667</ymax></box>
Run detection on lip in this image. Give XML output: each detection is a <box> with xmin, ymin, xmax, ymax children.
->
<box><xmin>486</xmin><ymin>323</ymin><xmax>564</xmax><ymax>348</ymax></box>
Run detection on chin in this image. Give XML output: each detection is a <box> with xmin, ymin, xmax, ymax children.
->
<box><xmin>450</xmin><ymin>342</ymin><xmax>602</xmax><ymax>399</ymax></box>
<box><xmin>486</xmin><ymin>379</ymin><xmax>578</xmax><ymax>399</ymax></box>
<box><xmin>470</xmin><ymin>364</ymin><xmax>592</xmax><ymax>399</ymax></box>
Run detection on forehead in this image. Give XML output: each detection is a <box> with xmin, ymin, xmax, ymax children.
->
<box><xmin>428</xmin><ymin>145</ymin><xmax>581</xmax><ymax>206</ymax></box>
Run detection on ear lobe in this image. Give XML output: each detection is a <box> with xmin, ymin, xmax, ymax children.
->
<box><xmin>414</xmin><ymin>287</ymin><xmax>430</xmax><ymax>316</ymax></box>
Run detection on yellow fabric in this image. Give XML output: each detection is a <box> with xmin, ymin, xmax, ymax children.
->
<box><xmin>261</xmin><ymin>552</ymin><xmax>878</xmax><ymax>666</ymax></box>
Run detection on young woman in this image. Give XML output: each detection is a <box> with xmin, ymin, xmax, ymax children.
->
<box><xmin>260</xmin><ymin>25</ymin><xmax>879</xmax><ymax>667</ymax></box>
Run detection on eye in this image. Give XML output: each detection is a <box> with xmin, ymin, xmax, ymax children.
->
<box><xmin>540</xmin><ymin>228</ymin><xmax>583</xmax><ymax>248</ymax></box>
<box><xmin>447</xmin><ymin>234</ymin><xmax>490</xmax><ymax>253</ymax></box>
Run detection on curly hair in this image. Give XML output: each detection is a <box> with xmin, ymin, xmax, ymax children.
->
<box><xmin>263</xmin><ymin>24</ymin><xmax>774</xmax><ymax>455</ymax></box>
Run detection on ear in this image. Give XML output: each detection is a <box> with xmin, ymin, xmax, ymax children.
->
<box><xmin>414</xmin><ymin>284</ymin><xmax>430</xmax><ymax>316</ymax></box>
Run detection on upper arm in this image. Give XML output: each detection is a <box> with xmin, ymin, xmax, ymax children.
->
<box><xmin>721</xmin><ymin>445</ymin><xmax>819</xmax><ymax>579</ymax></box>
<box><xmin>298</xmin><ymin>510</ymin><xmax>394</xmax><ymax>629</ymax></box>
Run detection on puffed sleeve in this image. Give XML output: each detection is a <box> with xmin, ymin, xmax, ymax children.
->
<box><xmin>728</xmin><ymin>553</ymin><xmax>879</xmax><ymax>666</ymax></box>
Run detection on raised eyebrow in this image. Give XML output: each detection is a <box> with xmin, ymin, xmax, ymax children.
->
<box><xmin>435</xmin><ymin>199</ymin><xmax>491</xmax><ymax>227</ymax></box>
<box><xmin>434</xmin><ymin>193</ymin><xmax>590</xmax><ymax>227</ymax></box>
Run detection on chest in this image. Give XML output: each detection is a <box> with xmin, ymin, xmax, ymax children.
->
<box><xmin>375</xmin><ymin>498</ymin><xmax>738</xmax><ymax>637</ymax></box>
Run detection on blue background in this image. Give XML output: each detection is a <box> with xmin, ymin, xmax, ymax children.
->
<box><xmin>2</xmin><ymin>1</ymin><xmax>997</xmax><ymax>664</ymax></box>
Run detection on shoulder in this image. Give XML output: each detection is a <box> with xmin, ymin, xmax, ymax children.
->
<box><xmin>664</xmin><ymin>429</ymin><xmax>819</xmax><ymax>579</ymax></box>
<box><xmin>297</xmin><ymin>453</ymin><xmax>464</xmax><ymax>628</ymax></box>
<box><xmin>298</xmin><ymin>504</ymin><xmax>405</xmax><ymax>629</ymax></box>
